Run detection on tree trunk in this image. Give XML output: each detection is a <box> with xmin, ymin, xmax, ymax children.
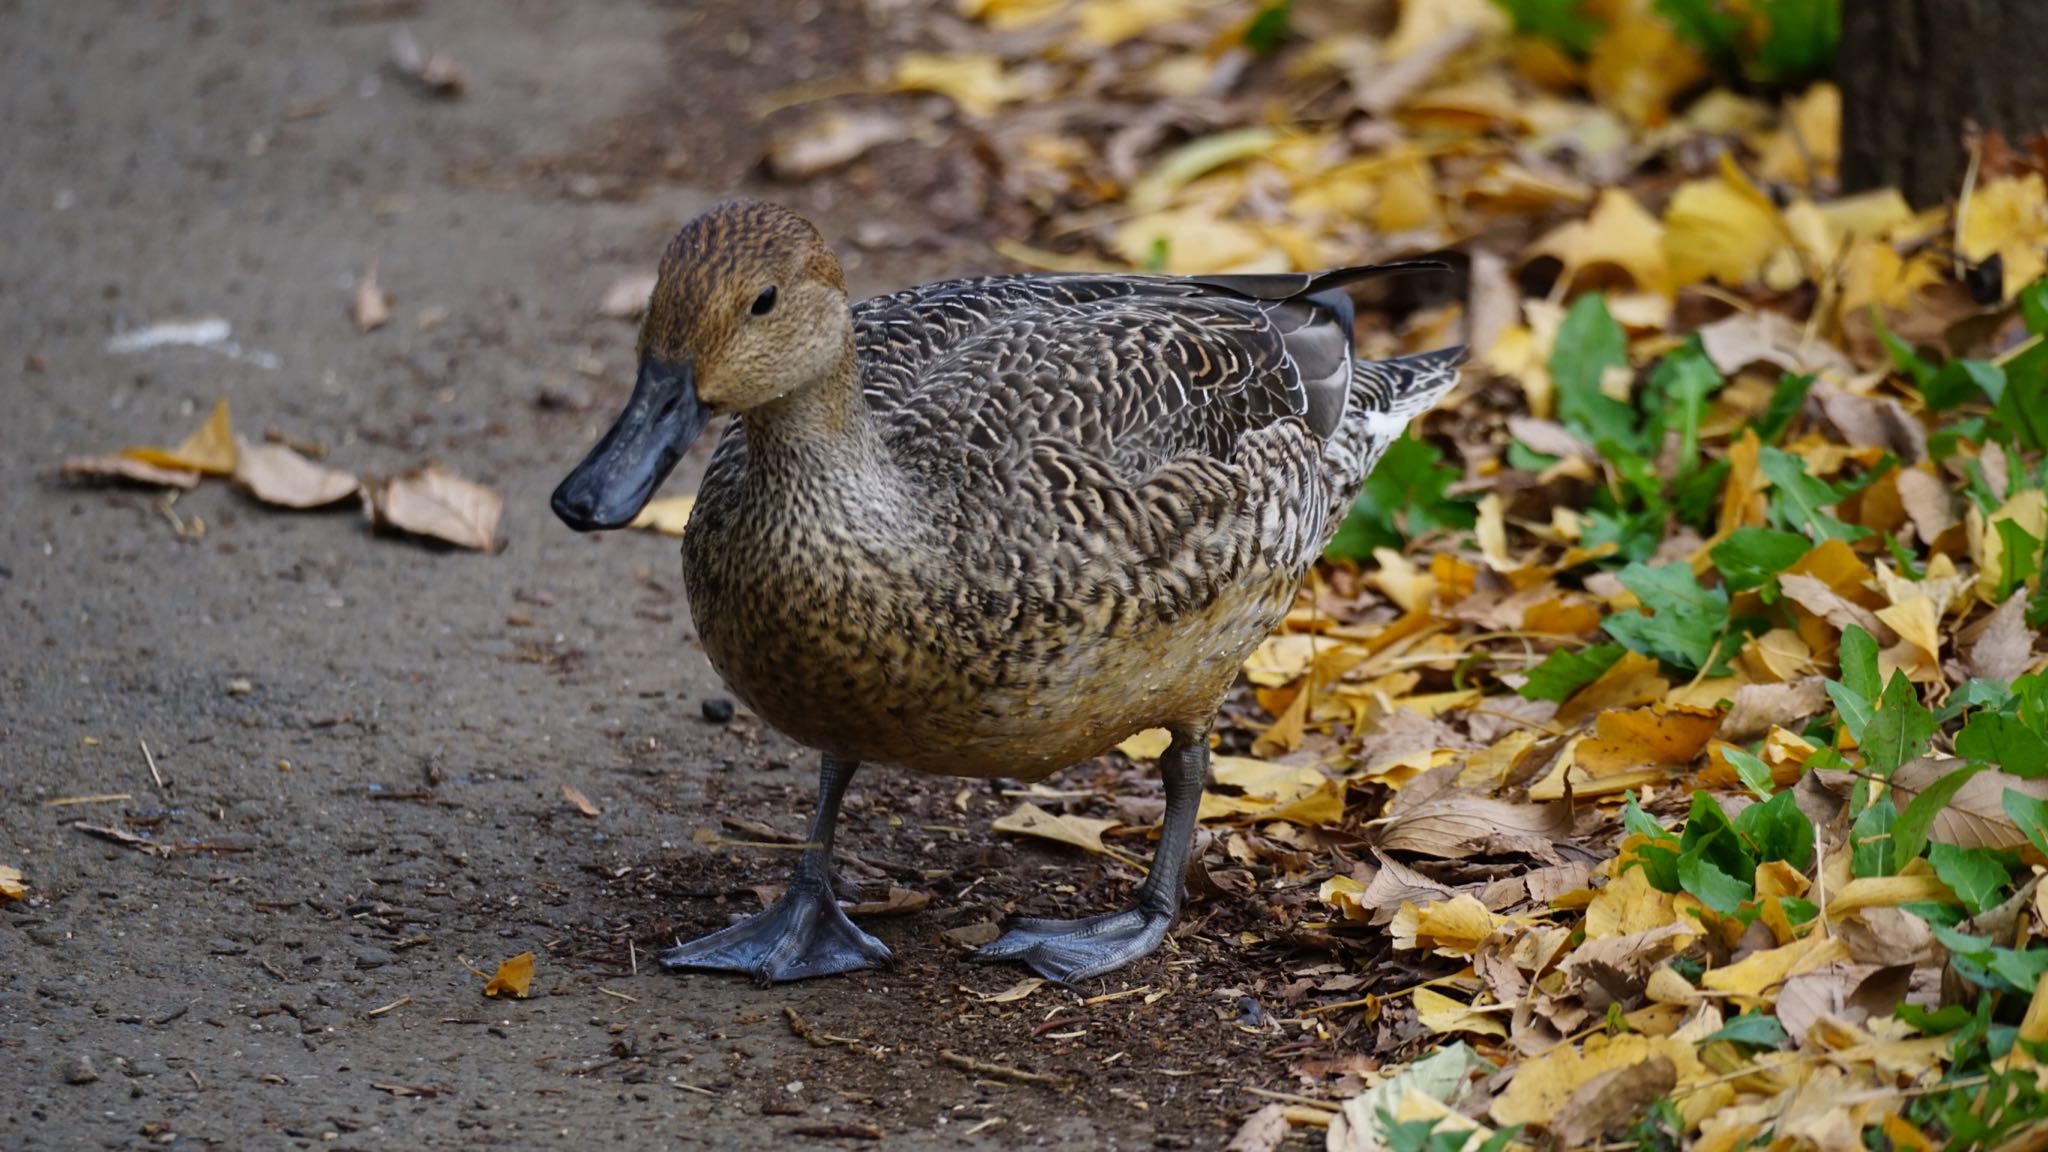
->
<box><xmin>1838</xmin><ymin>0</ymin><xmax>2048</xmax><ymax>207</ymax></box>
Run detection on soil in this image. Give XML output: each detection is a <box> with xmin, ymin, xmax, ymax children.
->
<box><xmin>1</xmin><ymin>3</ymin><xmax>1362</xmax><ymax>1148</ymax></box>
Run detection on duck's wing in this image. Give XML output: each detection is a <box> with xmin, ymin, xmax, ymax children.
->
<box><xmin>859</xmin><ymin>263</ymin><xmax>1449</xmax><ymax>477</ymax></box>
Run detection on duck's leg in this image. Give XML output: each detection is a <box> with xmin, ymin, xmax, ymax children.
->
<box><xmin>659</xmin><ymin>756</ymin><xmax>892</xmax><ymax>984</ymax></box>
<box><xmin>978</xmin><ymin>726</ymin><xmax>1209</xmax><ymax>984</ymax></box>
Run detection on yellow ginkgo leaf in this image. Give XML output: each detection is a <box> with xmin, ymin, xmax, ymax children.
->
<box><xmin>629</xmin><ymin>494</ymin><xmax>696</xmax><ymax>536</ymax></box>
<box><xmin>1390</xmin><ymin>895</ymin><xmax>1504</xmax><ymax>957</ymax></box>
<box><xmin>1959</xmin><ymin>173</ymin><xmax>2048</xmax><ymax>299</ymax></box>
<box><xmin>1414</xmin><ymin>986</ymin><xmax>1507</xmax><ymax>1038</ymax></box>
<box><xmin>483</xmin><ymin>952</ymin><xmax>535</xmax><ymax>999</ymax></box>
<box><xmin>893</xmin><ymin>52</ymin><xmax>1034</xmax><ymax>118</ymax></box>
<box><xmin>122</xmin><ymin>397</ymin><xmax>238</xmax><ymax>476</ymax></box>
<box><xmin>1664</xmin><ymin>163</ymin><xmax>1785</xmax><ymax>289</ymax></box>
<box><xmin>0</xmin><ymin>865</ymin><xmax>24</xmax><ymax>901</ymax></box>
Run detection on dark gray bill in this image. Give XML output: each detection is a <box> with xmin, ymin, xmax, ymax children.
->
<box><xmin>551</xmin><ymin>354</ymin><xmax>709</xmax><ymax>531</ymax></box>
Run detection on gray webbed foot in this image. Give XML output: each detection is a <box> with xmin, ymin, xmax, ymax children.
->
<box><xmin>975</xmin><ymin>906</ymin><xmax>1173</xmax><ymax>984</ymax></box>
<box><xmin>659</xmin><ymin>880</ymin><xmax>892</xmax><ymax>984</ymax></box>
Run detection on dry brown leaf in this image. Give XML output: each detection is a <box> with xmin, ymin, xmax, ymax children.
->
<box><xmin>1891</xmin><ymin>759</ymin><xmax>2048</xmax><ymax>851</ymax></box>
<box><xmin>767</xmin><ymin>110</ymin><xmax>906</xmax><ymax>180</ymax></box>
<box><xmin>121</xmin><ymin>397</ymin><xmax>238</xmax><ymax>476</ymax></box>
<box><xmin>1962</xmin><ymin>590</ymin><xmax>2039</xmax><ymax>682</ymax></box>
<box><xmin>1697</xmin><ymin>310</ymin><xmax>1853</xmax><ymax>378</ymax></box>
<box><xmin>1547</xmin><ymin>1055</ymin><xmax>1676</xmax><ymax>1147</ymax></box>
<box><xmin>0</xmin><ymin>865</ymin><xmax>24</xmax><ymax>901</ymax></box>
<box><xmin>1717</xmin><ymin>678</ymin><xmax>1829</xmax><ymax>743</ymax></box>
<box><xmin>363</xmin><ymin>465</ymin><xmax>503</xmax><ymax>553</ymax></box>
<box><xmin>1895</xmin><ymin>467</ymin><xmax>1959</xmax><ymax>545</ymax></box>
<box><xmin>1779</xmin><ymin>573</ymin><xmax>1897</xmax><ymax>643</ymax></box>
<box><xmin>598</xmin><ymin>272</ymin><xmax>658</xmax><ymax>320</ymax></box>
<box><xmin>1507</xmin><ymin>416</ymin><xmax>1597</xmax><ymax>462</ymax></box>
<box><xmin>1374</xmin><ymin>794</ymin><xmax>1571</xmax><ymax>860</ymax></box>
<box><xmin>60</xmin><ymin>455</ymin><xmax>201</xmax><ymax>489</ymax></box>
<box><xmin>560</xmin><ymin>783</ymin><xmax>600</xmax><ymax>818</ymax></box>
<box><xmin>990</xmin><ymin>802</ymin><xmax>1119</xmax><ymax>856</ymax></box>
<box><xmin>353</xmin><ymin>263</ymin><xmax>392</xmax><ymax>332</ymax></box>
<box><xmin>1814</xmin><ymin>384</ymin><xmax>1927</xmax><ymax>463</ymax></box>
<box><xmin>231</xmin><ymin>436</ymin><xmax>359</xmax><ymax>508</ymax></box>
<box><xmin>967</xmin><ymin>977</ymin><xmax>1045</xmax><ymax>1003</ymax></box>
<box><xmin>482</xmin><ymin>952</ymin><xmax>534</xmax><ymax>998</ymax></box>
<box><xmin>1839</xmin><ymin>907</ymin><xmax>1934</xmax><ymax>967</ymax></box>
<box><xmin>390</xmin><ymin>30</ymin><xmax>466</xmax><ymax>96</ymax></box>
<box><xmin>1556</xmin><ymin>651</ymin><xmax>1669</xmax><ymax>725</ymax></box>
<box><xmin>1224</xmin><ymin>1104</ymin><xmax>1289</xmax><ymax>1152</ymax></box>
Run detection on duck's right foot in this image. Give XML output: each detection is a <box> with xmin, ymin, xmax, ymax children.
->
<box><xmin>659</xmin><ymin>882</ymin><xmax>892</xmax><ymax>984</ymax></box>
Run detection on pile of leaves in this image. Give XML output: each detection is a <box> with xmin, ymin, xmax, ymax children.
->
<box><xmin>775</xmin><ymin>0</ymin><xmax>2048</xmax><ymax>1147</ymax></box>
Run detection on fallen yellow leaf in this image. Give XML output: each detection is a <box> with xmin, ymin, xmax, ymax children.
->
<box><xmin>122</xmin><ymin>397</ymin><xmax>238</xmax><ymax>476</ymax></box>
<box><xmin>483</xmin><ymin>952</ymin><xmax>534</xmax><ymax>999</ymax></box>
<box><xmin>990</xmin><ymin>802</ymin><xmax>1120</xmax><ymax>856</ymax></box>
<box><xmin>0</xmin><ymin>865</ymin><xmax>24</xmax><ymax>901</ymax></box>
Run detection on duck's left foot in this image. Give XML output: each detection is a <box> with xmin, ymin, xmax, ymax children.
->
<box><xmin>658</xmin><ymin>882</ymin><xmax>892</xmax><ymax>984</ymax></box>
<box><xmin>975</xmin><ymin>906</ymin><xmax>1172</xmax><ymax>984</ymax></box>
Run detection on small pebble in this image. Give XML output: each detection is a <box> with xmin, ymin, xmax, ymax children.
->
<box><xmin>353</xmin><ymin>947</ymin><xmax>396</xmax><ymax>970</ymax></box>
<box><xmin>701</xmin><ymin>697</ymin><xmax>734</xmax><ymax>724</ymax></box>
<box><xmin>61</xmin><ymin>1054</ymin><xmax>98</xmax><ymax>1084</ymax></box>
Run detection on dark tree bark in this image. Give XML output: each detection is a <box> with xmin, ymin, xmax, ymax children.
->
<box><xmin>1838</xmin><ymin>0</ymin><xmax>2048</xmax><ymax>208</ymax></box>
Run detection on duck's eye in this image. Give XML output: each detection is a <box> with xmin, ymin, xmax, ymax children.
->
<box><xmin>750</xmin><ymin>286</ymin><xmax>778</xmax><ymax>316</ymax></box>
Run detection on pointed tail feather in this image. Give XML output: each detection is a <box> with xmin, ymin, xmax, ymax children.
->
<box><xmin>1353</xmin><ymin>344</ymin><xmax>1464</xmax><ymax>441</ymax></box>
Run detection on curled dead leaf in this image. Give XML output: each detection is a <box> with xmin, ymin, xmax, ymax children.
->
<box><xmin>60</xmin><ymin>455</ymin><xmax>200</xmax><ymax>489</ymax></box>
<box><xmin>231</xmin><ymin>436</ymin><xmax>359</xmax><ymax>508</ymax></box>
<box><xmin>482</xmin><ymin>952</ymin><xmax>534</xmax><ymax>998</ymax></box>
<box><xmin>363</xmin><ymin>465</ymin><xmax>503</xmax><ymax>553</ymax></box>
<box><xmin>560</xmin><ymin>783</ymin><xmax>600</xmax><ymax>818</ymax></box>
<box><xmin>767</xmin><ymin>109</ymin><xmax>906</xmax><ymax>181</ymax></box>
<box><xmin>353</xmin><ymin>263</ymin><xmax>391</xmax><ymax>333</ymax></box>
<box><xmin>990</xmin><ymin>802</ymin><xmax>1120</xmax><ymax>856</ymax></box>
<box><xmin>390</xmin><ymin>30</ymin><xmax>466</xmax><ymax>97</ymax></box>
<box><xmin>0</xmin><ymin>865</ymin><xmax>24</xmax><ymax>901</ymax></box>
<box><xmin>120</xmin><ymin>397</ymin><xmax>238</xmax><ymax>476</ymax></box>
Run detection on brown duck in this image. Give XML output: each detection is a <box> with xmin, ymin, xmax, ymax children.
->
<box><xmin>553</xmin><ymin>200</ymin><xmax>1461</xmax><ymax>984</ymax></box>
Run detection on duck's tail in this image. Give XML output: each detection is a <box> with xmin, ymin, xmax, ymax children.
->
<box><xmin>1352</xmin><ymin>344</ymin><xmax>1465</xmax><ymax>443</ymax></box>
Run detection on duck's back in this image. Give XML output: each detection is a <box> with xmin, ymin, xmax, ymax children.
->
<box><xmin>687</xmin><ymin>267</ymin><xmax>1460</xmax><ymax>778</ymax></box>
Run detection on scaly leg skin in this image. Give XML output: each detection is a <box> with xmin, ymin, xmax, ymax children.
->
<box><xmin>978</xmin><ymin>726</ymin><xmax>1210</xmax><ymax>984</ymax></box>
<box><xmin>659</xmin><ymin>757</ymin><xmax>891</xmax><ymax>984</ymax></box>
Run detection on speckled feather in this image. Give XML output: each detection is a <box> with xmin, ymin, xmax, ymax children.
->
<box><xmin>671</xmin><ymin>207</ymin><xmax>1462</xmax><ymax>781</ymax></box>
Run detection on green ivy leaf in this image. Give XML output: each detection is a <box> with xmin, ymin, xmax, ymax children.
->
<box><xmin>2003</xmin><ymin>789</ymin><xmax>2048</xmax><ymax>858</ymax></box>
<box><xmin>1864</xmin><ymin>672</ymin><xmax>1936</xmax><ymax>776</ymax></box>
<box><xmin>1734</xmin><ymin>790</ymin><xmax>1813</xmax><ymax>869</ymax></box>
<box><xmin>1957</xmin><ymin>713</ymin><xmax>2048</xmax><ymax>779</ymax></box>
<box><xmin>1994</xmin><ymin>519</ymin><xmax>2043</xmax><ymax>602</ymax></box>
<box><xmin>1550</xmin><ymin>294</ymin><xmax>1641</xmax><ymax>454</ymax></box>
<box><xmin>1927</xmin><ymin>843</ymin><xmax>2011</xmax><ymax>917</ymax></box>
<box><xmin>1723</xmin><ymin>746</ymin><xmax>1777</xmax><ymax>799</ymax></box>
<box><xmin>1678</xmin><ymin>847</ymin><xmax>1753</xmax><ymax>915</ymax></box>
<box><xmin>1602</xmin><ymin>563</ymin><xmax>1730</xmax><ymax>672</ymax></box>
<box><xmin>1710</xmin><ymin>527</ymin><xmax>1810</xmax><ymax>593</ymax></box>
<box><xmin>1520</xmin><ymin>644</ymin><xmax>1625</xmax><ymax>702</ymax></box>
<box><xmin>1701</xmin><ymin>1011</ymin><xmax>1789</xmax><ymax>1050</ymax></box>
<box><xmin>1825</xmin><ymin>679</ymin><xmax>1876</xmax><ymax>745</ymax></box>
<box><xmin>1839</xmin><ymin>625</ymin><xmax>1882</xmax><ymax>703</ymax></box>
<box><xmin>1759</xmin><ymin>446</ymin><xmax>1870</xmax><ymax>542</ymax></box>
<box><xmin>1490</xmin><ymin>0</ymin><xmax>1604</xmax><ymax>53</ymax></box>
<box><xmin>1647</xmin><ymin>339</ymin><xmax>1722</xmax><ymax>470</ymax></box>
<box><xmin>1850</xmin><ymin>798</ymin><xmax>1897</xmax><ymax>877</ymax></box>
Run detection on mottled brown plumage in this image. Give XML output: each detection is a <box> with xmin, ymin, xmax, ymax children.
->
<box><xmin>553</xmin><ymin>199</ymin><xmax>1461</xmax><ymax>984</ymax></box>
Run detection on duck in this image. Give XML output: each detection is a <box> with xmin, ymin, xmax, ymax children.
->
<box><xmin>552</xmin><ymin>199</ymin><xmax>1461</xmax><ymax>985</ymax></box>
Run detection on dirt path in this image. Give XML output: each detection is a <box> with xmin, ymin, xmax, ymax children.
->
<box><xmin>1</xmin><ymin>3</ymin><xmax>1322</xmax><ymax>1149</ymax></box>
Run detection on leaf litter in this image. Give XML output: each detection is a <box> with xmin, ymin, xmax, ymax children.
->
<box><xmin>59</xmin><ymin>396</ymin><xmax>503</xmax><ymax>552</ymax></box>
<box><xmin>753</xmin><ymin>0</ymin><xmax>2048</xmax><ymax>1146</ymax></box>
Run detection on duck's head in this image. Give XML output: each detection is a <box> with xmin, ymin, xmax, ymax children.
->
<box><xmin>551</xmin><ymin>199</ymin><xmax>850</xmax><ymax>531</ymax></box>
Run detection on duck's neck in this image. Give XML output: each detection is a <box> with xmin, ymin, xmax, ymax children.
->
<box><xmin>738</xmin><ymin>353</ymin><xmax>898</xmax><ymax>503</ymax></box>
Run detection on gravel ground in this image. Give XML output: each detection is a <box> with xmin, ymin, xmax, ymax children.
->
<box><xmin>1</xmin><ymin>3</ymin><xmax>1326</xmax><ymax>1149</ymax></box>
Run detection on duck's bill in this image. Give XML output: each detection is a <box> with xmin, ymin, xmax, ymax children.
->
<box><xmin>551</xmin><ymin>354</ymin><xmax>710</xmax><ymax>531</ymax></box>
